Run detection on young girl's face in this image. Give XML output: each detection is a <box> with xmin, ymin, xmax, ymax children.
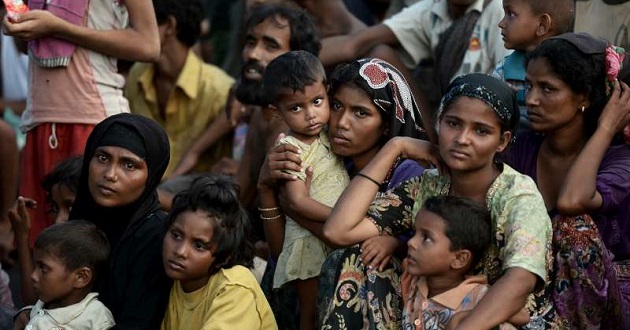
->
<box><xmin>274</xmin><ymin>80</ymin><xmax>330</xmax><ymax>143</ymax></box>
<box><xmin>163</xmin><ymin>210</ymin><xmax>216</xmax><ymax>292</ymax></box>
<box><xmin>48</xmin><ymin>183</ymin><xmax>76</xmax><ymax>224</ymax></box>
<box><xmin>437</xmin><ymin>96</ymin><xmax>510</xmax><ymax>174</ymax></box>
<box><xmin>328</xmin><ymin>84</ymin><xmax>386</xmax><ymax>159</ymax></box>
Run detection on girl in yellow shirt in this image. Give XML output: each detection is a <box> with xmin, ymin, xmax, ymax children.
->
<box><xmin>160</xmin><ymin>176</ymin><xmax>277</xmax><ymax>330</ymax></box>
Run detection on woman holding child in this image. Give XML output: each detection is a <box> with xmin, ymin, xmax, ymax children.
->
<box><xmin>506</xmin><ymin>32</ymin><xmax>630</xmax><ymax>328</ymax></box>
<box><xmin>69</xmin><ymin>113</ymin><xmax>172</xmax><ymax>329</ymax></box>
<box><xmin>322</xmin><ymin>73</ymin><xmax>556</xmax><ymax>329</ymax></box>
<box><xmin>258</xmin><ymin>58</ymin><xmax>426</xmax><ymax>329</ymax></box>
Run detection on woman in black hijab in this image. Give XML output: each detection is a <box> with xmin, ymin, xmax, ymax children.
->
<box><xmin>70</xmin><ymin>113</ymin><xmax>172</xmax><ymax>329</ymax></box>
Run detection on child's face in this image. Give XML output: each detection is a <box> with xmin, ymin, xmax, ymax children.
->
<box><xmin>498</xmin><ymin>0</ymin><xmax>540</xmax><ymax>51</ymax></box>
<box><xmin>163</xmin><ymin>210</ymin><xmax>216</xmax><ymax>293</ymax></box>
<box><xmin>406</xmin><ymin>210</ymin><xmax>458</xmax><ymax>277</ymax></box>
<box><xmin>275</xmin><ymin>80</ymin><xmax>330</xmax><ymax>142</ymax></box>
<box><xmin>31</xmin><ymin>249</ymin><xmax>80</xmax><ymax>309</ymax></box>
<box><xmin>49</xmin><ymin>183</ymin><xmax>76</xmax><ymax>224</ymax></box>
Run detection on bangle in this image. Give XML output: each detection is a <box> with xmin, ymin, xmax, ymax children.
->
<box><xmin>260</xmin><ymin>213</ymin><xmax>283</xmax><ymax>221</ymax></box>
<box><xmin>258</xmin><ymin>206</ymin><xmax>280</xmax><ymax>212</ymax></box>
<box><xmin>355</xmin><ymin>172</ymin><xmax>381</xmax><ymax>187</ymax></box>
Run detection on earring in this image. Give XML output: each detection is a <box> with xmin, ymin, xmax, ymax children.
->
<box><xmin>581</xmin><ymin>106</ymin><xmax>585</xmax><ymax>113</ymax></box>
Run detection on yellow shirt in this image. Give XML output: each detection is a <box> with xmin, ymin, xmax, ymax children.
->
<box><xmin>125</xmin><ymin>50</ymin><xmax>235</xmax><ymax>177</ymax></box>
<box><xmin>160</xmin><ymin>266</ymin><xmax>278</xmax><ymax>330</ymax></box>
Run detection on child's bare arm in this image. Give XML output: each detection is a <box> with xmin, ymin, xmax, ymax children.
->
<box><xmin>7</xmin><ymin>197</ymin><xmax>37</xmax><ymax>305</ymax></box>
<box><xmin>283</xmin><ymin>178</ymin><xmax>331</xmax><ymax>223</ymax></box>
<box><xmin>3</xmin><ymin>0</ymin><xmax>159</xmax><ymax>62</ymax></box>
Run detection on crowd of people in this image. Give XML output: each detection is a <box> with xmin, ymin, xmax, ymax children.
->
<box><xmin>0</xmin><ymin>0</ymin><xmax>629</xmax><ymax>329</ymax></box>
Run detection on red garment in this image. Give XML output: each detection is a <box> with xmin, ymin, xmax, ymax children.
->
<box><xmin>19</xmin><ymin>123</ymin><xmax>93</xmax><ymax>245</ymax></box>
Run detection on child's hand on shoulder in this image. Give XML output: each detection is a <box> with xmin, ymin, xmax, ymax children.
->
<box><xmin>7</xmin><ymin>196</ymin><xmax>36</xmax><ymax>238</ymax></box>
<box><xmin>360</xmin><ymin>235</ymin><xmax>399</xmax><ymax>271</ymax></box>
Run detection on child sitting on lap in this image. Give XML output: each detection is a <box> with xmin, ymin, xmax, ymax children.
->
<box><xmin>23</xmin><ymin>220</ymin><xmax>113</xmax><ymax>329</ymax></box>
<box><xmin>403</xmin><ymin>196</ymin><xmax>528</xmax><ymax>329</ymax></box>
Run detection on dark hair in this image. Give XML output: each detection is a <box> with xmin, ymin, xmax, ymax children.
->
<box><xmin>262</xmin><ymin>50</ymin><xmax>326</xmax><ymax>106</ymax></box>
<box><xmin>42</xmin><ymin>156</ymin><xmax>83</xmax><ymax>195</ymax></box>
<box><xmin>526</xmin><ymin>38</ymin><xmax>607</xmax><ymax>137</ymax></box>
<box><xmin>245</xmin><ymin>4</ymin><xmax>321</xmax><ymax>56</ymax></box>
<box><xmin>35</xmin><ymin>220</ymin><xmax>110</xmax><ymax>283</ymax></box>
<box><xmin>153</xmin><ymin>0</ymin><xmax>204</xmax><ymax>47</ymax></box>
<box><xmin>527</xmin><ymin>0</ymin><xmax>574</xmax><ymax>34</ymax></box>
<box><xmin>422</xmin><ymin>196</ymin><xmax>492</xmax><ymax>269</ymax></box>
<box><xmin>168</xmin><ymin>175</ymin><xmax>254</xmax><ymax>273</ymax></box>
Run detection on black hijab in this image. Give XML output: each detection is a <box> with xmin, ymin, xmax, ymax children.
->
<box><xmin>69</xmin><ymin>113</ymin><xmax>170</xmax><ymax>246</ymax></box>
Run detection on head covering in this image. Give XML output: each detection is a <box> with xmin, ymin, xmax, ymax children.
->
<box><xmin>437</xmin><ymin>73</ymin><xmax>519</xmax><ymax>143</ymax></box>
<box><xmin>550</xmin><ymin>32</ymin><xmax>630</xmax><ymax>92</ymax></box>
<box><xmin>98</xmin><ymin>124</ymin><xmax>147</xmax><ymax>159</ymax></box>
<box><xmin>547</xmin><ymin>32</ymin><xmax>630</xmax><ymax>144</ymax></box>
<box><xmin>354</xmin><ymin>58</ymin><xmax>426</xmax><ymax>139</ymax></box>
<box><xmin>69</xmin><ymin>113</ymin><xmax>170</xmax><ymax>246</ymax></box>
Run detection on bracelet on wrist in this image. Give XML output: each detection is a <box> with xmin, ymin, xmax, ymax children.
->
<box><xmin>355</xmin><ymin>172</ymin><xmax>381</xmax><ymax>187</ymax></box>
<box><xmin>258</xmin><ymin>206</ymin><xmax>280</xmax><ymax>212</ymax></box>
<box><xmin>260</xmin><ymin>213</ymin><xmax>283</xmax><ymax>221</ymax></box>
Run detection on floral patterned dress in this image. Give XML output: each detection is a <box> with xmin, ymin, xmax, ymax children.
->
<box><xmin>323</xmin><ymin>164</ymin><xmax>560</xmax><ymax>330</ymax></box>
<box><xmin>318</xmin><ymin>161</ymin><xmax>423</xmax><ymax>330</ymax></box>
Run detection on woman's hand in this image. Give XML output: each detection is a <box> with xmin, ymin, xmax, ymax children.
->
<box><xmin>598</xmin><ymin>80</ymin><xmax>630</xmax><ymax>135</ymax></box>
<box><xmin>390</xmin><ymin>137</ymin><xmax>442</xmax><ymax>170</ymax></box>
<box><xmin>360</xmin><ymin>235</ymin><xmax>399</xmax><ymax>271</ymax></box>
<box><xmin>257</xmin><ymin>134</ymin><xmax>303</xmax><ymax>190</ymax></box>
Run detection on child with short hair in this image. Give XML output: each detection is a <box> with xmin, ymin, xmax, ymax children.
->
<box><xmin>403</xmin><ymin>195</ymin><xmax>528</xmax><ymax>329</ymax></box>
<box><xmin>260</xmin><ymin>50</ymin><xmax>350</xmax><ymax>329</ymax></box>
<box><xmin>8</xmin><ymin>155</ymin><xmax>83</xmax><ymax>305</ymax></box>
<box><xmin>495</xmin><ymin>0</ymin><xmax>574</xmax><ymax>129</ymax></box>
<box><xmin>23</xmin><ymin>220</ymin><xmax>113</xmax><ymax>329</ymax></box>
<box><xmin>160</xmin><ymin>176</ymin><xmax>277</xmax><ymax>330</ymax></box>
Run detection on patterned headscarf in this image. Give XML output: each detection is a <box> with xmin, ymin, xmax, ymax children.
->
<box><xmin>437</xmin><ymin>73</ymin><xmax>519</xmax><ymax>143</ymax></box>
<box><xmin>335</xmin><ymin>58</ymin><xmax>426</xmax><ymax>139</ymax></box>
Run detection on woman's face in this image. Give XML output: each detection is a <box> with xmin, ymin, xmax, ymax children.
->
<box><xmin>328</xmin><ymin>84</ymin><xmax>386</xmax><ymax>162</ymax></box>
<box><xmin>438</xmin><ymin>96</ymin><xmax>510</xmax><ymax>173</ymax></box>
<box><xmin>525</xmin><ymin>57</ymin><xmax>588</xmax><ymax>133</ymax></box>
<box><xmin>88</xmin><ymin>146</ymin><xmax>148</xmax><ymax>208</ymax></box>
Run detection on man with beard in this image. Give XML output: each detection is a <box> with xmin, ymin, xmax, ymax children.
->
<box><xmin>171</xmin><ymin>4</ymin><xmax>320</xmax><ymax>210</ymax></box>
